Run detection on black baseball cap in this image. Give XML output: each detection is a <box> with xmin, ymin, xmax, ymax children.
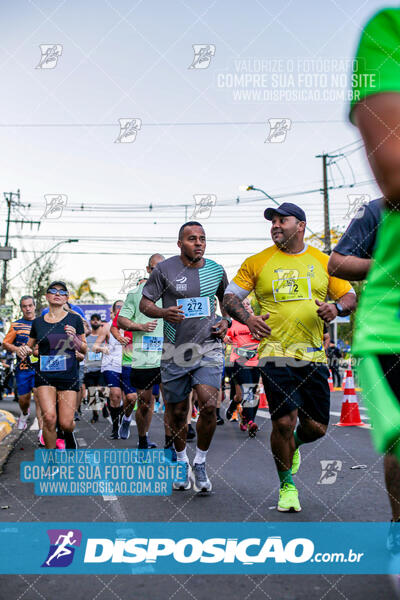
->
<box><xmin>264</xmin><ymin>202</ymin><xmax>306</xmax><ymax>222</ymax></box>
<box><xmin>47</xmin><ymin>281</ymin><xmax>68</xmax><ymax>292</ymax></box>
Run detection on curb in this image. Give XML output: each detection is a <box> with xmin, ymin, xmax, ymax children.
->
<box><xmin>0</xmin><ymin>409</ymin><xmax>16</xmax><ymax>441</ymax></box>
<box><xmin>0</xmin><ymin>427</ymin><xmax>24</xmax><ymax>474</ymax></box>
<box><xmin>0</xmin><ymin>410</ymin><xmax>24</xmax><ymax>474</ymax></box>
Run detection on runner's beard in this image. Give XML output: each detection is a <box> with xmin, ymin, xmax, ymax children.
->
<box><xmin>183</xmin><ymin>250</ymin><xmax>203</xmax><ymax>264</ymax></box>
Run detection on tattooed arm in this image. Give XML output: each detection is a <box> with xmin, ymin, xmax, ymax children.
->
<box><xmin>223</xmin><ymin>282</ymin><xmax>271</xmax><ymax>341</ymax></box>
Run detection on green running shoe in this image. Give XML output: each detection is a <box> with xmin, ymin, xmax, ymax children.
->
<box><xmin>277</xmin><ymin>483</ymin><xmax>301</xmax><ymax>512</ymax></box>
<box><xmin>291</xmin><ymin>448</ymin><xmax>301</xmax><ymax>475</ymax></box>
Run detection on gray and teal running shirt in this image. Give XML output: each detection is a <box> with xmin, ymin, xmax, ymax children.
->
<box><xmin>142</xmin><ymin>255</ymin><xmax>228</xmax><ymax>358</ymax></box>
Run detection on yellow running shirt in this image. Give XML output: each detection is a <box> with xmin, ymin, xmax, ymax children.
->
<box><xmin>232</xmin><ymin>245</ymin><xmax>352</xmax><ymax>363</ymax></box>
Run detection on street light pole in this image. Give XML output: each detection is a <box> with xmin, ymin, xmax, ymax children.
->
<box><xmin>7</xmin><ymin>239</ymin><xmax>79</xmax><ymax>285</ymax></box>
<box><xmin>245</xmin><ymin>185</ymin><xmax>278</xmax><ymax>205</ymax></box>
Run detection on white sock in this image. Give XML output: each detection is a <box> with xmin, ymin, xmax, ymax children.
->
<box><xmin>38</xmin><ymin>429</ymin><xmax>42</xmax><ymax>437</ymax></box>
<box><xmin>176</xmin><ymin>448</ymin><xmax>188</xmax><ymax>463</ymax></box>
<box><xmin>194</xmin><ymin>447</ymin><xmax>208</xmax><ymax>465</ymax></box>
<box><xmin>20</xmin><ymin>411</ymin><xmax>28</xmax><ymax>419</ymax></box>
<box><xmin>124</xmin><ymin>413</ymin><xmax>132</xmax><ymax>422</ymax></box>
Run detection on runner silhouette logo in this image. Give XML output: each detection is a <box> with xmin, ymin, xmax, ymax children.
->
<box><xmin>42</xmin><ymin>529</ymin><xmax>82</xmax><ymax>567</ymax></box>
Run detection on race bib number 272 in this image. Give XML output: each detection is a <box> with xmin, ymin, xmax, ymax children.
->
<box><xmin>178</xmin><ymin>297</ymin><xmax>210</xmax><ymax>318</ymax></box>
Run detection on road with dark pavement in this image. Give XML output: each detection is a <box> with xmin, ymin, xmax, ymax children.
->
<box><xmin>0</xmin><ymin>391</ymin><xmax>396</xmax><ymax>600</ymax></box>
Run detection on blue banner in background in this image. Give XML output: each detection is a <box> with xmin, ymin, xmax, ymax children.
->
<box><xmin>77</xmin><ymin>304</ymin><xmax>111</xmax><ymax>323</ymax></box>
<box><xmin>0</xmin><ymin>522</ymin><xmax>398</xmax><ymax>574</ymax></box>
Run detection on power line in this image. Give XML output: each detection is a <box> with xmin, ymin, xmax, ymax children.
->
<box><xmin>0</xmin><ymin>119</ymin><xmax>345</xmax><ymax>129</ymax></box>
<box><xmin>3</xmin><ymin>235</ymin><xmax>272</xmax><ymax>242</ymax></box>
<box><xmin>10</xmin><ymin>178</ymin><xmax>377</xmax><ymax>218</ymax></box>
<box><xmin>12</xmin><ymin>250</ymin><xmax>264</xmax><ymax>256</ymax></box>
<box><xmin>326</xmin><ymin>139</ymin><xmax>363</xmax><ymax>154</ymax></box>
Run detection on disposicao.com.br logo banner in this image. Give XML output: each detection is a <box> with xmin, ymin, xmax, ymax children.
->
<box><xmin>0</xmin><ymin>522</ymin><xmax>398</xmax><ymax>574</ymax></box>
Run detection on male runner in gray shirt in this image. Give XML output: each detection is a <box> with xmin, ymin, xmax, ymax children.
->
<box><xmin>140</xmin><ymin>221</ymin><xmax>231</xmax><ymax>493</ymax></box>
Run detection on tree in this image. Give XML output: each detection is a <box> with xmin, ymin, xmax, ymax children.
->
<box><xmin>69</xmin><ymin>277</ymin><xmax>107</xmax><ymax>303</ymax></box>
<box><xmin>305</xmin><ymin>227</ymin><xmax>346</xmax><ymax>251</ymax></box>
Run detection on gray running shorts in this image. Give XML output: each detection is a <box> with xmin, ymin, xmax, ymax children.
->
<box><xmin>161</xmin><ymin>348</ymin><xmax>224</xmax><ymax>404</ymax></box>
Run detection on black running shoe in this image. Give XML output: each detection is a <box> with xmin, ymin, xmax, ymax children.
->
<box><xmin>137</xmin><ymin>441</ymin><xmax>157</xmax><ymax>449</ymax></box>
<box><xmin>225</xmin><ymin>400</ymin><xmax>237</xmax><ymax>421</ymax></box>
<box><xmin>187</xmin><ymin>423</ymin><xmax>196</xmax><ymax>440</ymax></box>
<box><xmin>64</xmin><ymin>431</ymin><xmax>78</xmax><ymax>450</ymax></box>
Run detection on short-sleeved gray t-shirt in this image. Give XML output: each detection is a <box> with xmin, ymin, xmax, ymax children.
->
<box><xmin>142</xmin><ymin>255</ymin><xmax>228</xmax><ymax>362</ymax></box>
<box><xmin>84</xmin><ymin>333</ymin><xmax>102</xmax><ymax>373</ymax></box>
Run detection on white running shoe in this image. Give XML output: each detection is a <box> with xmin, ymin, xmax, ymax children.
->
<box><xmin>17</xmin><ymin>411</ymin><xmax>30</xmax><ymax>430</ymax></box>
<box><xmin>192</xmin><ymin>462</ymin><xmax>212</xmax><ymax>493</ymax></box>
<box><xmin>173</xmin><ymin>461</ymin><xmax>192</xmax><ymax>490</ymax></box>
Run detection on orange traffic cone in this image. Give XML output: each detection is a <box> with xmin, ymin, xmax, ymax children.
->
<box><xmin>336</xmin><ymin>368</ymin><xmax>365</xmax><ymax>427</ymax></box>
<box><xmin>258</xmin><ymin>382</ymin><xmax>268</xmax><ymax>409</ymax></box>
<box><xmin>328</xmin><ymin>370</ymin><xmax>334</xmax><ymax>392</ymax></box>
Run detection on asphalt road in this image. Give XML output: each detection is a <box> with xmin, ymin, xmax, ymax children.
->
<box><xmin>0</xmin><ymin>392</ymin><xmax>396</xmax><ymax>600</ymax></box>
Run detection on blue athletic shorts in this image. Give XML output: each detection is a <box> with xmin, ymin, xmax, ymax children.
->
<box><xmin>16</xmin><ymin>368</ymin><xmax>35</xmax><ymax>395</ymax></box>
<box><xmin>103</xmin><ymin>370</ymin><xmax>122</xmax><ymax>388</ymax></box>
<box><xmin>121</xmin><ymin>365</ymin><xmax>136</xmax><ymax>395</ymax></box>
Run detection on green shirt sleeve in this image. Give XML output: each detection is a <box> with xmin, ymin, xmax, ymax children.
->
<box><xmin>350</xmin><ymin>8</ymin><xmax>400</xmax><ymax>121</ymax></box>
<box><xmin>119</xmin><ymin>291</ymin><xmax>137</xmax><ymax>321</ymax></box>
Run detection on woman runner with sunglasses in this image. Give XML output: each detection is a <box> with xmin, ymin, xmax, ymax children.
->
<box><xmin>18</xmin><ymin>281</ymin><xmax>87</xmax><ymax>449</ymax></box>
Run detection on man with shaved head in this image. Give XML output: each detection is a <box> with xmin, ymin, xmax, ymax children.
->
<box><xmin>117</xmin><ymin>253</ymin><xmax>165</xmax><ymax>448</ymax></box>
<box><xmin>140</xmin><ymin>222</ymin><xmax>231</xmax><ymax>494</ymax></box>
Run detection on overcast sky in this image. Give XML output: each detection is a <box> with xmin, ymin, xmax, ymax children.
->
<box><xmin>0</xmin><ymin>0</ymin><xmax>389</xmax><ymax>303</ymax></box>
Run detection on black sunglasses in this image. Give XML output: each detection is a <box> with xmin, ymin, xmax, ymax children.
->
<box><xmin>47</xmin><ymin>288</ymin><xmax>68</xmax><ymax>296</ymax></box>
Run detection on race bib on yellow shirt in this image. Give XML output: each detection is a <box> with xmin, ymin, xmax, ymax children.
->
<box><xmin>272</xmin><ymin>276</ymin><xmax>312</xmax><ymax>302</ymax></box>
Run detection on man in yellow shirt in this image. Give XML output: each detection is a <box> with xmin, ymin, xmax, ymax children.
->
<box><xmin>223</xmin><ymin>203</ymin><xmax>356</xmax><ymax>512</ymax></box>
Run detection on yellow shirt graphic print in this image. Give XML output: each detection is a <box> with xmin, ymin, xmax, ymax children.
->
<box><xmin>272</xmin><ymin>269</ymin><xmax>312</xmax><ymax>302</ymax></box>
<box><xmin>232</xmin><ymin>245</ymin><xmax>351</xmax><ymax>363</ymax></box>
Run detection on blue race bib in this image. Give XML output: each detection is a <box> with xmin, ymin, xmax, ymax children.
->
<box><xmin>178</xmin><ymin>297</ymin><xmax>210</xmax><ymax>318</ymax></box>
<box><xmin>40</xmin><ymin>355</ymin><xmax>67</xmax><ymax>372</ymax></box>
<box><xmin>141</xmin><ymin>336</ymin><xmax>163</xmax><ymax>352</ymax></box>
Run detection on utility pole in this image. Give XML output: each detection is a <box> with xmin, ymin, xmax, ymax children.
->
<box><xmin>1</xmin><ymin>190</ymin><xmax>19</xmax><ymax>303</ymax></box>
<box><xmin>316</xmin><ymin>154</ymin><xmax>331</xmax><ymax>254</ymax></box>
<box><xmin>1</xmin><ymin>190</ymin><xmax>40</xmax><ymax>303</ymax></box>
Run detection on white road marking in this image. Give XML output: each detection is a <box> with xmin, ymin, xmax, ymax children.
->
<box><xmin>257</xmin><ymin>409</ymin><xmax>371</xmax><ymax>425</ymax></box>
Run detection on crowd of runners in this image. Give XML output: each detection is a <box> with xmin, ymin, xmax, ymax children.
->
<box><xmin>0</xmin><ymin>208</ymin><xmax>358</xmax><ymax>511</ymax></box>
<box><xmin>2</xmin><ymin>6</ymin><xmax>400</xmax><ymax>523</ymax></box>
